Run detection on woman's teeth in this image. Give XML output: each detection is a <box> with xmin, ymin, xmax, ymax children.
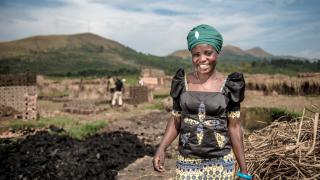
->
<box><xmin>199</xmin><ymin>65</ymin><xmax>210</xmax><ymax>69</ymax></box>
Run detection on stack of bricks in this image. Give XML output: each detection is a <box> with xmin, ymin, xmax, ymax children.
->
<box><xmin>23</xmin><ymin>93</ymin><xmax>37</xmax><ymax>120</ymax></box>
<box><xmin>128</xmin><ymin>86</ymin><xmax>152</xmax><ymax>104</ymax></box>
<box><xmin>0</xmin><ymin>72</ymin><xmax>37</xmax><ymax>120</ymax></box>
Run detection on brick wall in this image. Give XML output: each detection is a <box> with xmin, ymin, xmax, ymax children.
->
<box><xmin>0</xmin><ymin>73</ymin><xmax>37</xmax><ymax>120</ymax></box>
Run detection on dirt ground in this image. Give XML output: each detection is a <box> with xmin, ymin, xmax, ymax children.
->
<box><xmin>1</xmin><ymin>90</ymin><xmax>319</xmax><ymax>179</ymax></box>
<box><xmin>106</xmin><ymin>111</ymin><xmax>178</xmax><ymax>180</ymax></box>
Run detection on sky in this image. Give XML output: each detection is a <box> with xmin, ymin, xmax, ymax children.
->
<box><xmin>0</xmin><ymin>0</ymin><xmax>319</xmax><ymax>59</ymax></box>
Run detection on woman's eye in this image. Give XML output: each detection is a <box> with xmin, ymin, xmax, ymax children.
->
<box><xmin>205</xmin><ymin>51</ymin><xmax>213</xmax><ymax>56</ymax></box>
<box><xmin>192</xmin><ymin>53</ymin><xmax>200</xmax><ymax>57</ymax></box>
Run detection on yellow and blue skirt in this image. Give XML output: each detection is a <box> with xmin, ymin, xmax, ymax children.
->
<box><xmin>175</xmin><ymin>152</ymin><xmax>236</xmax><ymax>180</ymax></box>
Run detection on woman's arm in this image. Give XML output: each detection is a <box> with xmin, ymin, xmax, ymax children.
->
<box><xmin>153</xmin><ymin>116</ymin><xmax>181</xmax><ymax>172</ymax></box>
<box><xmin>228</xmin><ymin>116</ymin><xmax>248</xmax><ymax>174</ymax></box>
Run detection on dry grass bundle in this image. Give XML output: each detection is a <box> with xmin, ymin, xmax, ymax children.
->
<box><xmin>246</xmin><ymin>74</ymin><xmax>320</xmax><ymax>95</ymax></box>
<box><xmin>245</xmin><ymin>106</ymin><xmax>320</xmax><ymax>179</ymax></box>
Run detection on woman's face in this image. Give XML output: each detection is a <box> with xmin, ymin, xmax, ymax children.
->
<box><xmin>191</xmin><ymin>44</ymin><xmax>218</xmax><ymax>74</ymax></box>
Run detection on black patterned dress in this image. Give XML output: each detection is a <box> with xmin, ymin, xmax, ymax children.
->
<box><xmin>170</xmin><ymin>68</ymin><xmax>245</xmax><ymax>180</ymax></box>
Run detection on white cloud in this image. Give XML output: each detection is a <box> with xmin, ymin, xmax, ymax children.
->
<box><xmin>0</xmin><ymin>0</ymin><xmax>319</xmax><ymax>58</ymax></box>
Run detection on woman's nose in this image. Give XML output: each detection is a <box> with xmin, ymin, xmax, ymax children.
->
<box><xmin>200</xmin><ymin>54</ymin><xmax>207</xmax><ymax>62</ymax></box>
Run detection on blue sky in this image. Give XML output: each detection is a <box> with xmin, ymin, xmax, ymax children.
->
<box><xmin>0</xmin><ymin>0</ymin><xmax>319</xmax><ymax>59</ymax></box>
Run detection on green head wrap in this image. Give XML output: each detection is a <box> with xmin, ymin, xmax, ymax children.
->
<box><xmin>187</xmin><ymin>24</ymin><xmax>223</xmax><ymax>54</ymax></box>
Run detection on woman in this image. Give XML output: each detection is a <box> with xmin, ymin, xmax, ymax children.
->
<box><xmin>153</xmin><ymin>24</ymin><xmax>252</xmax><ymax>180</ymax></box>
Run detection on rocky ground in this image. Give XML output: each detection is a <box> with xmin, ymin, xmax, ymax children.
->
<box><xmin>0</xmin><ymin>109</ymin><xmax>178</xmax><ymax>180</ymax></box>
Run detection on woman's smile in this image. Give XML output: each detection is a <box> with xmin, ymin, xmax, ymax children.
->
<box><xmin>199</xmin><ymin>64</ymin><xmax>210</xmax><ymax>69</ymax></box>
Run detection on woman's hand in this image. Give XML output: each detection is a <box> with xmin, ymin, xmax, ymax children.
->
<box><xmin>153</xmin><ymin>116</ymin><xmax>181</xmax><ymax>172</ymax></box>
<box><xmin>153</xmin><ymin>149</ymin><xmax>165</xmax><ymax>172</ymax></box>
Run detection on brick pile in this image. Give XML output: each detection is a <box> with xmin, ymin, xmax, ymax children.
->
<box><xmin>128</xmin><ymin>86</ymin><xmax>152</xmax><ymax>104</ymax></box>
<box><xmin>0</xmin><ymin>73</ymin><xmax>37</xmax><ymax>120</ymax></box>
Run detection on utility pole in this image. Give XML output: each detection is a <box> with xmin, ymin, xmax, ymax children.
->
<box><xmin>88</xmin><ymin>20</ymin><xmax>91</xmax><ymax>33</ymax></box>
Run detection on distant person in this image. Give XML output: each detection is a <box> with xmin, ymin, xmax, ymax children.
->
<box><xmin>107</xmin><ymin>76</ymin><xmax>116</xmax><ymax>100</ymax></box>
<box><xmin>138</xmin><ymin>78</ymin><xmax>144</xmax><ymax>86</ymax></box>
<box><xmin>153</xmin><ymin>24</ymin><xmax>252</xmax><ymax>179</ymax></box>
<box><xmin>112</xmin><ymin>77</ymin><xmax>124</xmax><ymax>107</ymax></box>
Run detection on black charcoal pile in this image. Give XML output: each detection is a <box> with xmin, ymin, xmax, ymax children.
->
<box><xmin>0</xmin><ymin>131</ymin><xmax>154</xmax><ymax>180</ymax></box>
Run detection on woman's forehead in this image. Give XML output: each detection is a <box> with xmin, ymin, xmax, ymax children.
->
<box><xmin>191</xmin><ymin>44</ymin><xmax>216</xmax><ymax>52</ymax></box>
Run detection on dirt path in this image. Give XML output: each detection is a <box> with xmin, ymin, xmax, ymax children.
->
<box><xmin>104</xmin><ymin>111</ymin><xmax>178</xmax><ymax>179</ymax></box>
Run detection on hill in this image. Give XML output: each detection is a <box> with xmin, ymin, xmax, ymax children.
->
<box><xmin>0</xmin><ymin>33</ymin><xmax>125</xmax><ymax>58</ymax></box>
<box><xmin>168</xmin><ymin>46</ymin><xmax>319</xmax><ymax>75</ymax></box>
<box><xmin>221</xmin><ymin>45</ymin><xmax>247</xmax><ymax>56</ymax></box>
<box><xmin>245</xmin><ymin>47</ymin><xmax>272</xmax><ymax>58</ymax></box>
<box><xmin>0</xmin><ymin>33</ymin><xmax>190</xmax><ymax>76</ymax></box>
<box><xmin>0</xmin><ymin>33</ymin><xmax>319</xmax><ymax>76</ymax></box>
<box><xmin>169</xmin><ymin>45</ymin><xmax>272</xmax><ymax>60</ymax></box>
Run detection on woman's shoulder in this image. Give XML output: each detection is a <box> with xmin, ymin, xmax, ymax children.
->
<box><xmin>223</xmin><ymin>72</ymin><xmax>245</xmax><ymax>102</ymax></box>
<box><xmin>170</xmin><ymin>68</ymin><xmax>186</xmax><ymax>99</ymax></box>
<box><xmin>224</xmin><ymin>72</ymin><xmax>245</xmax><ymax>86</ymax></box>
<box><xmin>172</xmin><ymin>68</ymin><xmax>185</xmax><ymax>80</ymax></box>
<box><xmin>226</xmin><ymin>72</ymin><xmax>244</xmax><ymax>80</ymax></box>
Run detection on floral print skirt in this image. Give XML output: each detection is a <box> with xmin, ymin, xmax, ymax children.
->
<box><xmin>175</xmin><ymin>152</ymin><xmax>236</xmax><ymax>180</ymax></box>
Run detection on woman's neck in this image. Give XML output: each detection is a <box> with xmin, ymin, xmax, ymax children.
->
<box><xmin>196</xmin><ymin>69</ymin><xmax>216</xmax><ymax>83</ymax></box>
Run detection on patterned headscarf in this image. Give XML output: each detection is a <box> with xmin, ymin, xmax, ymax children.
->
<box><xmin>187</xmin><ymin>24</ymin><xmax>223</xmax><ymax>54</ymax></box>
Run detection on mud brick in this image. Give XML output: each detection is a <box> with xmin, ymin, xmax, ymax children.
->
<box><xmin>0</xmin><ymin>84</ymin><xmax>37</xmax><ymax>120</ymax></box>
<box><xmin>25</xmin><ymin>106</ymin><xmax>37</xmax><ymax>111</ymax></box>
<box><xmin>22</xmin><ymin>110</ymin><xmax>37</xmax><ymax>120</ymax></box>
<box><xmin>128</xmin><ymin>86</ymin><xmax>151</xmax><ymax>104</ymax></box>
<box><xmin>0</xmin><ymin>73</ymin><xmax>36</xmax><ymax>87</ymax></box>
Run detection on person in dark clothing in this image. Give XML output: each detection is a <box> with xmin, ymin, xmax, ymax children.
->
<box><xmin>112</xmin><ymin>78</ymin><xmax>124</xmax><ymax>107</ymax></box>
<box><xmin>153</xmin><ymin>24</ymin><xmax>252</xmax><ymax>180</ymax></box>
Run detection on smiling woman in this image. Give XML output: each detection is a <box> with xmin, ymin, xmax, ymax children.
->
<box><xmin>153</xmin><ymin>24</ymin><xmax>252</xmax><ymax>180</ymax></box>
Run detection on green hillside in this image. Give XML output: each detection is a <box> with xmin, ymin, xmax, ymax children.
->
<box><xmin>0</xmin><ymin>33</ymin><xmax>191</xmax><ymax>76</ymax></box>
<box><xmin>0</xmin><ymin>33</ymin><xmax>319</xmax><ymax>77</ymax></box>
<box><xmin>169</xmin><ymin>47</ymin><xmax>320</xmax><ymax>75</ymax></box>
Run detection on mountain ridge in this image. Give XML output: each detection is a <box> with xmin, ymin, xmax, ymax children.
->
<box><xmin>0</xmin><ymin>32</ymin><xmax>191</xmax><ymax>76</ymax></box>
<box><xmin>0</xmin><ymin>33</ymin><xmax>126</xmax><ymax>59</ymax></box>
<box><xmin>169</xmin><ymin>45</ymin><xmax>273</xmax><ymax>59</ymax></box>
<box><xmin>0</xmin><ymin>33</ymin><xmax>318</xmax><ymax>76</ymax></box>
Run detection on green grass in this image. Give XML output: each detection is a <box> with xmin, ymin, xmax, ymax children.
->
<box><xmin>42</xmin><ymin>74</ymin><xmax>140</xmax><ymax>86</ymax></box>
<box><xmin>245</xmin><ymin>107</ymin><xmax>301</xmax><ymax>121</ymax></box>
<box><xmin>119</xmin><ymin>74</ymin><xmax>139</xmax><ymax>86</ymax></box>
<box><xmin>142</xmin><ymin>100</ymin><xmax>163</xmax><ymax>110</ymax></box>
<box><xmin>243</xmin><ymin>107</ymin><xmax>302</xmax><ymax>131</ymax></box>
<box><xmin>269</xmin><ymin>107</ymin><xmax>301</xmax><ymax>120</ymax></box>
<box><xmin>10</xmin><ymin>120</ymin><xmax>46</xmax><ymax>131</ymax></box>
<box><xmin>9</xmin><ymin>116</ymin><xmax>107</xmax><ymax>139</ymax></box>
<box><xmin>38</xmin><ymin>90</ymin><xmax>70</xmax><ymax>97</ymax></box>
<box><xmin>68</xmin><ymin>120</ymin><xmax>106</xmax><ymax>139</ymax></box>
<box><xmin>154</xmin><ymin>93</ymin><xmax>170</xmax><ymax>99</ymax></box>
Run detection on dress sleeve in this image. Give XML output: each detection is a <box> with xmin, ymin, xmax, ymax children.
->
<box><xmin>170</xmin><ymin>68</ymin><xmax>185</xmax><ymax>116</ymax></box>
<box><xmin>224</xmin><ymin>72</ymin><xmax>245</xmax><ymax>118</ymax></box>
